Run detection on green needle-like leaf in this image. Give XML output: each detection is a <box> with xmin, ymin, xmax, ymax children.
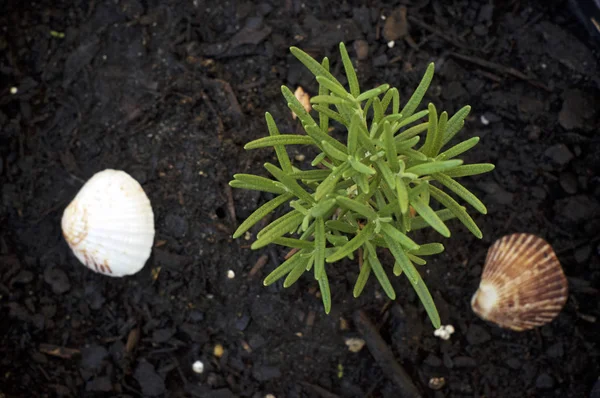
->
<box><xmin>339</xmin><ymin>42</ymin><xmax>360</xmax><ymax>97</ymax></box>
<box><xmin>349</xmin><ymin>157</ymin><xmax>376</xmax><ymax>175</ymax></box>
<box><xmin>233</xmin><ymin>193</ymin><xmax>293</xmax><ymax>238</ymax></box>
<box><xmin>405</xmin><ymin>159</ymin><xmax>463</xmax><ymax>176</ymax></box>
<box><xmin>282</xmin><ymin>85</ymin><xmax>316</xmax><ymax>128</ymax></box>
<box><xmin>432</xmin><ymin>111</ymin><xmax>448</xmax><ymax>157</ymax></box>
<box><xmin>315</xmin><ymin>75</ymin><xmax>351</xmax><ymax>98</ymax></box>
<box><xmin>356</xmin><ymin>84</ymin><xmax>390</xmax><ymax>102</ymax></box>
<box><xmin>289</xmin><ymin>169</ymin><xmax>331</xmax><ymax>181</ymax></box>
<box><xmin>264</xmin><ymin>163</ymin><xmax>315</xmax><ymax>204</ymax></box>
<box><xmin>433</xmin><ymin>173</ymin><xmax>487</xmax><ymax>214</ymax></box>
<box><xmin>428</xmin><ymin>184</ymin><xmax>482</xmax><ymax>238</ymax></box>
<box><xmin>318</xmin><ymin>271</ymin><xmax>332</xmax><ymax>314</ymax></box>
<box><xmin>437</xmin><ymin>136</ymin><xmax>480</xmax><ymax>159</ymax></box>
<box><xmin>312</xmin><ymin>104</ymin><xmax>347</xmax><ymax>125</ymax></box>
<box><xmin>410</xmin><ymin>243</ymin><xmax>444</xmax><ymax>256</ymax></box>
<box><xmin>395</xmin><ymin>122</ymin><xmax>428</xmax><ymax>143</ymax></box>
<box><xmin>321</xmin><ymin>140</ymin><xmax>348</xmax><ymax>161</ymax></box>
<box><xmin>399</xmin><ymin>62</ymin><xmax>434</xmax><ymax>119</ymax></box>
<box><xmin>408</xmin><ymin>253</ymin><xmax>427</xmax><ymax>265</ymax></box>
<box><xmin>290</xmin><ymin>46</ymin><xmax>342</xmax><ymax>86</ymax></box>
<box><xmin>264</xmin><ymin>250</ymin><xmax>306</xmax><ymax>286</ymax></box>
<box><xmin>336</xmin><ymin>196</ymin><xmax>378</xmax><ymax>219</ymax></box>
<box><xmin>327</xmin><ymin>223</ymin><xmax>375</xmax><ymax>262</ymax></box>
<box><xmin>421</xmin><ymin>103</ymin><xmax>438</xmax><ymax>157</ymax></box>
<box><xmin>382</xmin><ymin>229</ymin><xmax>419</xmax><ymax>282</ymax></box>
<box><xmin>230</xmin><ymin>174</ymin><xmax>286</xmax><ymax>195</ymax></box>
<box><xmin>284</xmin><ymin>254</ymin><xmax>311</xmax><ymax>287</ymax></box>
<box><xmin>347</xmin><ymin>112</ymin><xmax>361</xmax><ymax>156</ymax></box>
<box><xmin>442</xmin><ymin>105</ymin><xmax>471</xmax><ymax>146</ymax></box>
<box><xmin>411</xmin><ymin>208</ymin><xmax>456</xmax><ymax>230</ymax></box>
<box><xmin>265</xmin><ymin>112</ymin><xmax>292</xmax><ymax>172</ymax></box>
<box><xmin>396</xmin><ymin>176</ymin><xmax>409</xmax><ymax>214</ymax></box>
<box><xmin>318</xmin><ymin>58</ymin><xmax>330</xmax><ymax>133</ymax></box>
<box><xmin>365</xmin><ymin>242</ymin><xmax>396</xmax><ymax>300</ymax></box>
<box><xmin>410</xmin><ymin>273</ymin><xmax>441</xmax><ymax>329</ymax></box>
<box><xmin>315</xmin><ymin>162</ymin><xmax>350</xmax><ymax>200</ymax></box>
<box><xmin>310</xmin><ymin>198</ymin><xmax>337</xmax><ymax>218</ymax></box>
<box><xmin>375</xmin><ymin>160</ymin><xmax>396</xmax><ymax>190</ymax></box>
<box><xmin>440</xmin><ymin>163</ymin><xmax>495</xmax><ymax>178</ymax></box>
<box><xmin>383</xmin><ymin>121</ymin><xmax>399</xmax><ymax>172</ymax></box>
<box><xmin>245</xmin><ymin>134</ymin><xmax>315</xmax><ymax>149</ymax></box>
<box><xmin>314</xmin><ymin>217</ymin><xmax>326</xmax><ymax>280</ymax></box>
<box><xmin>253</xmin><ymin>210</ymin><xmax>304</xmax><ymax>249</ymax></box>
<box><xmin>379</xmin><ymin>223</ymin><xmax>420</xmax><ymax>251</ymax></box>
<box><xmin>353</xmin><ymin>257</ymin><xmax>371</xmax><ymax>297</ymax></box>
<box><xmin>311</xmin><ymin>95</ymin><xmax>353</xmax><ymax>106</ymax></box>
<box><xmin>272</xmin><ymin>237</ymin><xmax>314</xmax><ymax>250</ymax></box>
<box><xmin>410</xmin><ymin>194</ymin><xmax>451</xmax><ymax>237</ymax></box>
<box><xmin>326</xmin><ymin>220</ymin><xmax>357</xmax><ymax>234</ymax></box>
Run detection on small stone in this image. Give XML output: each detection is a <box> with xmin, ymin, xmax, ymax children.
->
<box><xmin>164</xmin><ymin>214</ymin><xmax>188</xmax><ymax>238</ymax></box>
<box><xmin>192</xmin><ymin>360</ymin><xmax>204</xmax><ymax>374</ymax></box>
<box><xmin>454</xmin><ymin>356</ymin><xmax>477</xmax><ymax>368</ymax></box>
<box><xmin>213</xmin><ymin>344</ymin><xmax>224</xmax><ymax>358</ymax></box>
<box><xmin>227</xmin><ymin>270</ymin><xmax>235</xmax><ymax>279</ymax></box>
<box><xmin>554</xmin><ymin>195</ymin><xmax>599</xmax><ymax>225</ymax></box>
<box><xmin>559</xmin><ymin>172</ymin><xmax>578</xmax><ymax>194</ymax></box>
<box><xmin>344</xmin><ymin>337</ymin><xmax>366</xmax><ymax>353</ymax></box>
<box><xmin>428</xmin><ymin>377</ymin><xmax>446</xmax><ymax>390</ymax></box>
<box><xmin>574</xmin><ymin>245</ymin><xmax>591</xmax><ymax>264</ymax></box>
<box><xmin>544</xmin><ymin>144</ymin><xmax>574</xmax><ymax>167</ymax></box>
<box><xmin>152</xmin><ymin>328</ymin><xmax>175</xmax><ymax>343</ymax></box>
<box><xmin>353</xmin><ymin>40</ymin><xmax>369</xmax><ymax>61</ymax></box>
<box><xmin>466</xmin><ymin>324</ymin><xmax>491</xmax><ymax>345</ymax></box>
<box><xmin>383</xmin><ymin>6</ymin><xmax>408</xmax><ymax>41</ymax></box>
<box><xmin>424</xmin><ymin>354</ymin><xmax>442</xmax><ymax>367</ymax></box>
<box><xmin>558</xmin><ymin>89</ymin><xmax>598</xmax><ymax>131</ymax></box>
<box><xmin>11</xmin><ymin>270</ymin><xmax>34</xmax><ymax>285</ymax></box>
<box><xmin>81</xmin><ymin>345</ymin><xmax>108</xmax><ymax>370</ymax></box>
<box><xmin>546</xmin><ymin>342</ymin><xmax>564</xmax><ymax>358</ymax></box>
<box><xmin>505</xmin><ymin>358</ymin><xmax>521</xmax><ymax>369</ymax></box>
<box><xmin>86</xmin><ymin>376</ymin><xmax>113</xmax><ymax>392</ymax></box>
<box><xmin>535</xmin><ymin>373</ymin><xmax>555</xmax><ymax>389</ymax></box>
<box><xmin>473</xmin><ymin>24</ymin><xmax>488</xmax><ymax>36</ymax></box>
<box><xmin>252</xmin><ymin>365</ymin><xmax>282</xmax><ymax>381</ymax></box>
<box><xmin>234</xmin><ymin>313</ymin><xmax>251</xmax><ymax>331</ymax></box>
<box><xmin>134</xmin><ymin>360</ymin><xmax>165</xmax><ymax>396</ymax></box>
<box><xmin>43</xmin><ymin>267</ymin><xmax>71</xmax><ymax>294</ymax></box>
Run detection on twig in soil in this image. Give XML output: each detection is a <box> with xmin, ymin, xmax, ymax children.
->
<box><xmin>449</xmin><ymin>52</ymin><xmax>552</xmax><ymax>92</ymax></box>
<box><xmin>39</xmin><ymin>344</ymin><xmax>80</xmax><ymax>359</ymax></box>
<box><xmin>248</xmin><ymin>254</ymin><xmax>269</xmax><ymax>278</ymax></box>
<box><xmin>407</xmin><ymin>16</ymin><xmax>476</xmax><ymax>52</ymax></box>
<box><xmin>125</xmin><ymin>327</ymin><xmax>140</xmax><ymax>353</ymax></box>
<box><xmin>298</xmin><ymin>381</ymin><xmax>340</xmax><ymax>398</ymax></box>
<box><xmin>353</xmin><ymin>310</ymin><xmax>422</xmax><ymax>398</ymax></box>
<box><xmin>224</xmin><ymin>183</ymin><xmax>237</xmax><ymax>228</ymax></box>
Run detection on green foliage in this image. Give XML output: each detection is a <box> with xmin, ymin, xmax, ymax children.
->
<box><xmin>229</xmin><ymin>42</ymin><xmax>494</xmax><ymax>328</ymax></box>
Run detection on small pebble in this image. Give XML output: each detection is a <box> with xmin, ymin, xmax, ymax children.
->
<box><xmin>344</xmin><ymin>337</ymin><xmax>366</xmax><ymax>353</ymax></box>
<box><xmin>428</xmin><ymin>377</ymin><xmax>446</xmax><ymax>390</ymax></box>
<box><xmin>213</xmin><ymin>344</ymin><xmax>224</xmax><ymax>358</ymax></box>
<box><xmin>10</xmin><ymin>87</ymin><xmax>18</xmax><ymax>94</ymax></box>
<box><xmin>227</xmin><ymin>270</ymin><xmax>235</xmax><ymax>279</ymax></box>
<box><xmin>387</xmin><ymin>40</ymin><xmax>395</xmax><ymax>48</ymax></box>
<box><xmin>192</xmin><ymin>360</ymin><xmax>204</xmax><ymax>374</ymax></box>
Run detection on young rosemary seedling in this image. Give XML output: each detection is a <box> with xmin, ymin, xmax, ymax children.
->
<box><xmin>230</xmin><ymin>42</ymin><xmax>494</xmax><ymax>328</ymax></box>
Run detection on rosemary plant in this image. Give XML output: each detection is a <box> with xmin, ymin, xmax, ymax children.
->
<box><xmin>230</xmin><ymin>43</ymin><xmax>494</xmax><ymax>328</ymax></box>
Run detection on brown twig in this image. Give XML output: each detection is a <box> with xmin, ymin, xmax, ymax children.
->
<box><xmin>353</xmin><ymin>310</ymin><xmax>422</xmax><ymax>398</ymax></box>
<box><xmin>39</xmin><ymin>344</ymin><xmax>80</xmax><ymax>359</ymax></box>
<box><xmin>248</xmin><ymin>254</ymin><xmax>269</xmax><ymax>278</ymax></box>
<box><xmin>449</xmin><ymin>52</ymin><xmax>552</xmax><ymax>92</ymax></box>
<box><xmin>407</xmin><ymin>15</ymin><xmax>476</xmax><ymax>52</ymax></box>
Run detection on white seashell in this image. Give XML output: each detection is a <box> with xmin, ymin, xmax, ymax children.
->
<box><xmin>471</xmin><ymin>233</ymin><xmax>568</xmax><ymax>331</ymax></box>
<box><xmin>61</xmin><ymin>169</ymin><xmax>155</xmax><ymax>277</ymax></box>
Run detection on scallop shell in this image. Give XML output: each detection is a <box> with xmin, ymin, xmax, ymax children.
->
<box><xmin>61</xmin><ymin>169</ymin><xmax>155</xmax><ymax>277</ymax></box>
<box><xmin>471</xmin><ymin>233</ymin><xmax>568</xmax><ymax>331</ymax></box>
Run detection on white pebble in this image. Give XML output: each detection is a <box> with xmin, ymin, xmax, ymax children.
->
<box><xmin>387</xmin><ymin>40</ymin><xmax>395</xmax><ymax>48</ymax></box>
<box><xmin>480</xmin><ymin>115</ymin><xmax>490</xmax><ymax>125</ymax></box>
<box><xmin>192</xmin><ymin>360</ymin><xmax>204</xmax><ymax>374</ymax></box>
<box><xmin>9</xmin><ymin>87</ymin><xmax>18</xmax><ymax>94</ymax></box>
<box><xmin>227</xmin><ymin>270</ymin><xmax>235</xmax><ymax>279</ymax></box>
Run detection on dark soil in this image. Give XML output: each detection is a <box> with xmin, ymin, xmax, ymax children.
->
<box><xmin>1</xmin><ymin>0</ymin><xmax>599</xmax><ymax>397</ymax></box>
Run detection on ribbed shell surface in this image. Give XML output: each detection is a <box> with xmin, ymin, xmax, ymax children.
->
<box><xmin>471</xmin><ymin>233</ymin><xmax>568</xmax><ymax>331</ymax></box>
<box><xmin>61</xmin><ymin>169</ymin><xmax>155</xmax><ymax>277</ymax></box>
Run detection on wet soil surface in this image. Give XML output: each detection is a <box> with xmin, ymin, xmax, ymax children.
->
<box><xmin>1</xmin><ymin>0</ymin><xmax>599</xmax><ymax>397</ymax></box>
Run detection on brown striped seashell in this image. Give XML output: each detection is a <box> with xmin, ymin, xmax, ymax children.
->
<box><xmin>471</xmin><ymin>233</ymin><xmax>568</xmax><ymax>331</ymax></box>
